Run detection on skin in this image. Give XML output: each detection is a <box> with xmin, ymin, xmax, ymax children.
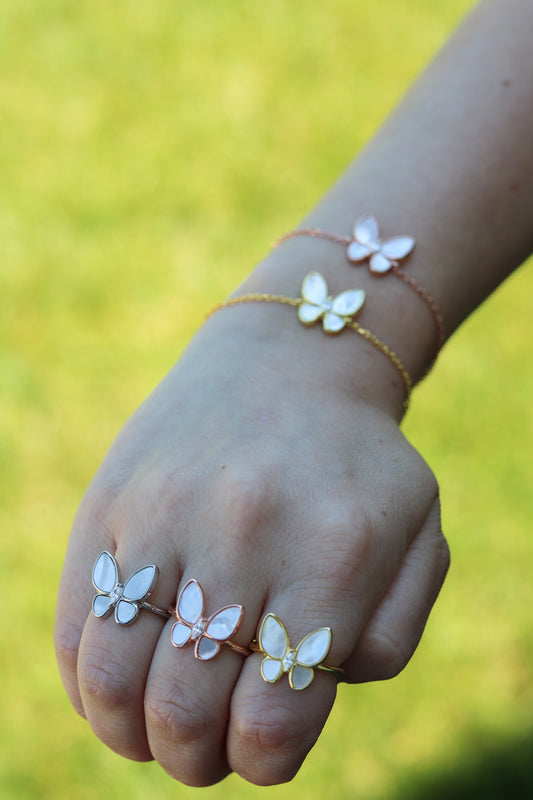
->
<box><xmin>55</xmin><ymin>0</ymin><xmax>533</xmax><ymax>787</ymax></box>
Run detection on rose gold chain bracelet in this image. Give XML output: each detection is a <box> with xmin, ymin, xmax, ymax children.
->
<box><xmin>273</xmin><ymin>214</ymin><xmax>445</xmax><ymax>357</ymax></box>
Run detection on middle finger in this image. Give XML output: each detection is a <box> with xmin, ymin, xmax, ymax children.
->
<box><xmin>145</xmin><ymin>566</ymin><xmax>265</xmax><ymax>786</ymax></box>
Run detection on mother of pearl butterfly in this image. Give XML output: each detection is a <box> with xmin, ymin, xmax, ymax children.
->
<box><xmin>297</xmin><ymin>271</ymin><xmax>365</xmax><ymax>334</ymax></box>
<box><xmin>92</xmin><ymin>551</ymin><xmax>159</xmax><ymax>626</ymax></box>
<box><xmin>258</xmin><ymin>613</ymin><xmax>333</xmax><ymax>690</ymax></box>
<box><xmin>170</xmin><ymin>579</ymin><xmax>244</xmax><ymax>660</ymax></box>
<box><xmin>347</xmin><ymin>214</ymin><xmax>415</xmax><ymax>274</ymax></box>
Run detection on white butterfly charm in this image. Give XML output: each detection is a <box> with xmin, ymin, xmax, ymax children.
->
<box><xmin>92</xmin><ymin>551</ymin><xmax>159</xmax><ymax>626</ymax></box>
<box><xmin>170</xmin><ymin>579</ymin><xmax>244</xmax><ymax>660</ymax></box>
<box><xmin>257</xmin><ymin>613</ymin><xmax>332</xmax><ymax>691</ymax></box>
<box><xmin>298</xmin><ymin>271</ymin><xmax>365</xmax><ymax>334</ymax></box>
<box><xmin>347</xmin><ymin>214</ymin><xmax>415</xmax><ymax>274</ymax></box>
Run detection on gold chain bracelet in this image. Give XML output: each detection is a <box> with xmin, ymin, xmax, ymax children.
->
<box><xmin>206</xmin><ymin>271</ymin><xmax>412</xmax><ymax>411</ymax></box>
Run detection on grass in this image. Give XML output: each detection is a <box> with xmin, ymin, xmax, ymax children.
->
<box><xmin>1</xmin><ymin>0</ymin><xmax>532</xmax><ymax>797</ymax></box>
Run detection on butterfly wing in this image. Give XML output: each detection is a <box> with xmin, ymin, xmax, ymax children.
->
<box><xmin>290</xmin><ymin>627</ymin><xmax>332</xmax><ymax>690</ymax></box>
<box><xmin>258</xmin><ymin>613</ymin><xmax>289</xmax><ymax>684</ymax></box>
<box><xmin>92</xmin><ymin>551</ymin><xmax>118</xmax><ymax>618</ymax></box>
<box><xmin>301</xmin><ymin>271</ymin><xmax>328</xmax><ymax>306</ymax></box>
<box><xmin>298</xmin><ymin>271</ymin><xmax>328</xmax><ymax>326</ymax></box>
<box><xmin>296</xmin><ymin>627</ymin><xmax>332</xmax><ymax>666</ymax></box>
<box><xmin>288</xmin><ymin>665</ymin><xmax>315</xmax><ymax>690</ymax></box>
<box><xmin>195</xmin><ymin>637</ymin><xmax>221</xmax><ymax>660</ymax></box>
<box><xmin>261</xmin><ymin>658</ymin><xmax>284</xmax><ymax>683</ymax></box>
<box><xmin>381</xmin><ymin>235</ymin><xmax>415</xmax><ymax>262</ymax></box>
<box><xmin>191</xmin><ymin>604</ymin><xmax>244</xmax><ymax>661</ymax></box>
<box><xmin>331</xmin><ymin>289</ymin><xmax>365</xmax><ymax>318</ymax></box>
<box><xmin>171</xmin><ymin>621</ymin><xmax>192</xmax><ymax>648</ymax></box>
<box><xmin>369</xmin><ymin>252</ymin><xmax>393</xmax><ymax>273</ymax></box>
<box><xmin>171</xmin><ymin>579</ymin><xmax>205</xmax><ymax>648</ymax></box>
<box><xmin>370</xmin><ymin>234</ymin><xmax>414</xmax><ymax>273</ymax></box>
<box><xmin>347</xmin><ymin>240</ymin><xmax>372</xmax><ymax>262</ymax></box>
<box><xmin>206</xmin><ymin>605</ymin><xmax>243</xmax><ymax>642</ymax></box>
<box><xmin>177</xmin><ymin>579</ymin><xmax>204</xmax><ymax>624</ymax></box>
<box><xmin>123</xmin><ymin>565</ymin><xmax>158</xmax><ymax>602</ymax></box>
<box><xmin>259</xmin><ymin>613</ymin><xmax>289</xmax><ymax>659</ymax></box>
<box><xmin>92</xmin><ymin>551</ymin><xmax>118</xmax><ymax>594</ymax></box>
<box><xmin>353</xmin><ymin>214</ymin><xmax>380</xmax><ymax>248</ymax></box>
<box><xmin>92</xmin><ymin>594</ymin><xmax>114</xmax><ymax>618</ymax></box>
<box><xmin>324</xmin><ymin>288</ymin><xmax>366</xmax><ymax>334</ymax></box>
<box><xmin>322</xmin><ymin>312</ymin><xmax>346</xmax><ymax>334</ymax></box>
<box><xmin>299</xmin><ymin>302</ymin><xmax>324</xmax><ymax>325</ymax></box>
<box><xmin>115</xmin><ymin>600</ymin><xmax>139</xmax><ymax>625</ymax></box>
<box><xmin>114</xmin><ymin>564</ymin><xmax>158</xmax><ymax>626</ymax></box>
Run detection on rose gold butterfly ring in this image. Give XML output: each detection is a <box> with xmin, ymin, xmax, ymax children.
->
<box><xmin>169</xmin><ymin>579</ymin><xmax>251</xmax><ymax>660</ymax></box>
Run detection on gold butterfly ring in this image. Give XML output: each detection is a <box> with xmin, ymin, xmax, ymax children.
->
<box><xmin>250</xmin><ymin>613</ymin><xmax>344</xmax><ymax>691</ymax></box>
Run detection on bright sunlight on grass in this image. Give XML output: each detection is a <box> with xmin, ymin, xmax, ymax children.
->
<box><xmin>1</xmin><ymin>1</ymin><xmax>532</xmax><ymax>798</ymax></box>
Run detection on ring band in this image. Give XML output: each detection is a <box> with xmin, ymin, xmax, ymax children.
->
<box><xmin>140</xmin><ymin>601</ymin><xmax>171</xmax><ymax>619</ymax></box>
<box><xmin>249</xmin><ymin>641</ymin><xmax>343</xmax><ymax>676</ymax></box>
<box><xmin>169</xmin><ymin>578</ymin><xmax>250</xmax><ymax>660</ymax></box>
<box><xmin>91</xmin><ymin>551</ymin><xmax>170</xmax><ymax>626</ymax></box>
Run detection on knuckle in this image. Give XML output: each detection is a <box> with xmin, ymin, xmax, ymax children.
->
<box><xmin>330</xmin><ymin>525</ymin><xmax>377</xmax><ymax>592</ymax></box>
<box><xmin>153</xmin><ymin>467</ymin><xmax>200</xmax><ymax>522</ymax></box>
<box><xmin>238</xmin><ymin>713</ymin><xmax>299</xmax><ymax>751</ymax></box>
<box><xmin>145</xmin><ymin>685</ymin><xmax>228</xmax><ymax>787</ymax></box>
<box><xmin>232</xmin><ymin>704</ymin><xmax>308</xmax><ymax>785</ymax></box>
<box><xmin>214</xmin><ymin>463</ymin><xmax>279</xmax><ymax>550</ymax></box>
<box><xmin>322</xmin><ymin>503</ymin><xmax>374</xmax><ymax>545</ymax></box>
<box><xmin>54</xmin><ymin>619</ymin><xmax>81</xmax><ymax>676</ymax></box>
<box><xmin>359</xmin><ymin>629</ymin><xmax>413</xmax><ymax>681</ymax></box>
<box><xmin>145</xmin><ymin>686</ymin><xmax>212</xmax><ymax>749</ymax></box>
<box><xmin>425</xmin><ymin>467</ymin><xmax>440</xmax><ymax>500</ymax></box>
<box><xmin>78</xmin><ymin>648</ymin><xmax>138</xmax><ymax>711</ymax></box>
<box><xmin>403</xmin><ymin>447</ymin><xmax>439</xmax><ymax>495</ymax></box>
<box><xmin>298</xmin><ymin>506</ymin><xmax>380</xmax><ymax>600</ymax></box>
<box><xmin>54</xmin><ymin>620</ymin><xmax>86</xmax><ymax>718</ymax></box>
<box><xmin>75</xmin><ymin>478</ymin><xmax>124</xmax><ymax>536</ymax></box>
<box><xmin>435</xmin><ymin>532</ymin><xmax>451</xmax><ymax>577</ymax></box>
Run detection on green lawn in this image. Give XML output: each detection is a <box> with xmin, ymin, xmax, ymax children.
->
<box><xmin>1</xmin><ymin>1</ymin><xmax>532</xmax><ymax>798</ymax></box>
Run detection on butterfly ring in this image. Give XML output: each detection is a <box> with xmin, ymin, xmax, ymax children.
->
<box><xmin>91</xmin><ymin>551</ymin><xmax>170</xmax><ymax>626</ymax></box>
<box><xmin>169</xmin><ymin>579</ymin><xmax>250</xmax><ymax>660</ymax></box>
<box><xmin>250</xmin><ymin>613</ymin><xmax>344</xmax><ymax>690</ymax></box>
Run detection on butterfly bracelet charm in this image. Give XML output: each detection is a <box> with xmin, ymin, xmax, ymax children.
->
<box><xmin>297</xmin><ymin>271</ymin><xmax>365</xmax><ymax>334</ymax></box>
<box><xmin>251</xmin><ymin>613</ymin><xmax>343</xmax><ymax>690</ymax></box>
<box><xmin>91</xmin><ymin>551</ymin><xmax>170</xmax><ymax>626</ymax></box>
<box><xmin>170</xmin><ymin>579</ymin><xmax>250</xmax><ymax>660</ymax></box>
<box><xmin>347</xmin><ymin>214</ymin><xmax>415</xmax><ymax>274</ymax></box>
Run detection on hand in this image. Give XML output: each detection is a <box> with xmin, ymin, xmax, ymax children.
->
<box><xmin>55</xmin><ymin>309</ymin><xmax>449</xmax><ymax>786</ymax></box>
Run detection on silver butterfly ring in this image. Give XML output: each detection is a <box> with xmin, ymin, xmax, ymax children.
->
<box><xmin>91</xmin><ymin>551</ymin><xmax>170</xmax><ymax>626</ymax></box>
<box><xmin>250</xmin><ymin>613</ymin><xmax>344</xmax><ymax>690</ymax></box>
<box><xmin>170</xmin><ymin>579</ymin><xmax>250</xmax><ymax>660</ymax></box>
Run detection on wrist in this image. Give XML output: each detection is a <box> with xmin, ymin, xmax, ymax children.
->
<box><xmin>202</xmin><ymin>245</ymin><xmax>428</xmax><ymax>421</ymax></box>
<box><xmin>198</xmin><ymin>305</ymin><xmax>404</xmax><ymax>422</ymax></box>
<box><xmin>210</xmin><ymin>235</ymin><xmax>438</xmax><ymax>420</ymax></box>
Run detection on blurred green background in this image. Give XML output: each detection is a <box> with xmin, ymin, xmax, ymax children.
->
<box><xmin>1</xmin><ymin>0</ymin><xmax>532</xmax><ymax>798</ymax></box>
